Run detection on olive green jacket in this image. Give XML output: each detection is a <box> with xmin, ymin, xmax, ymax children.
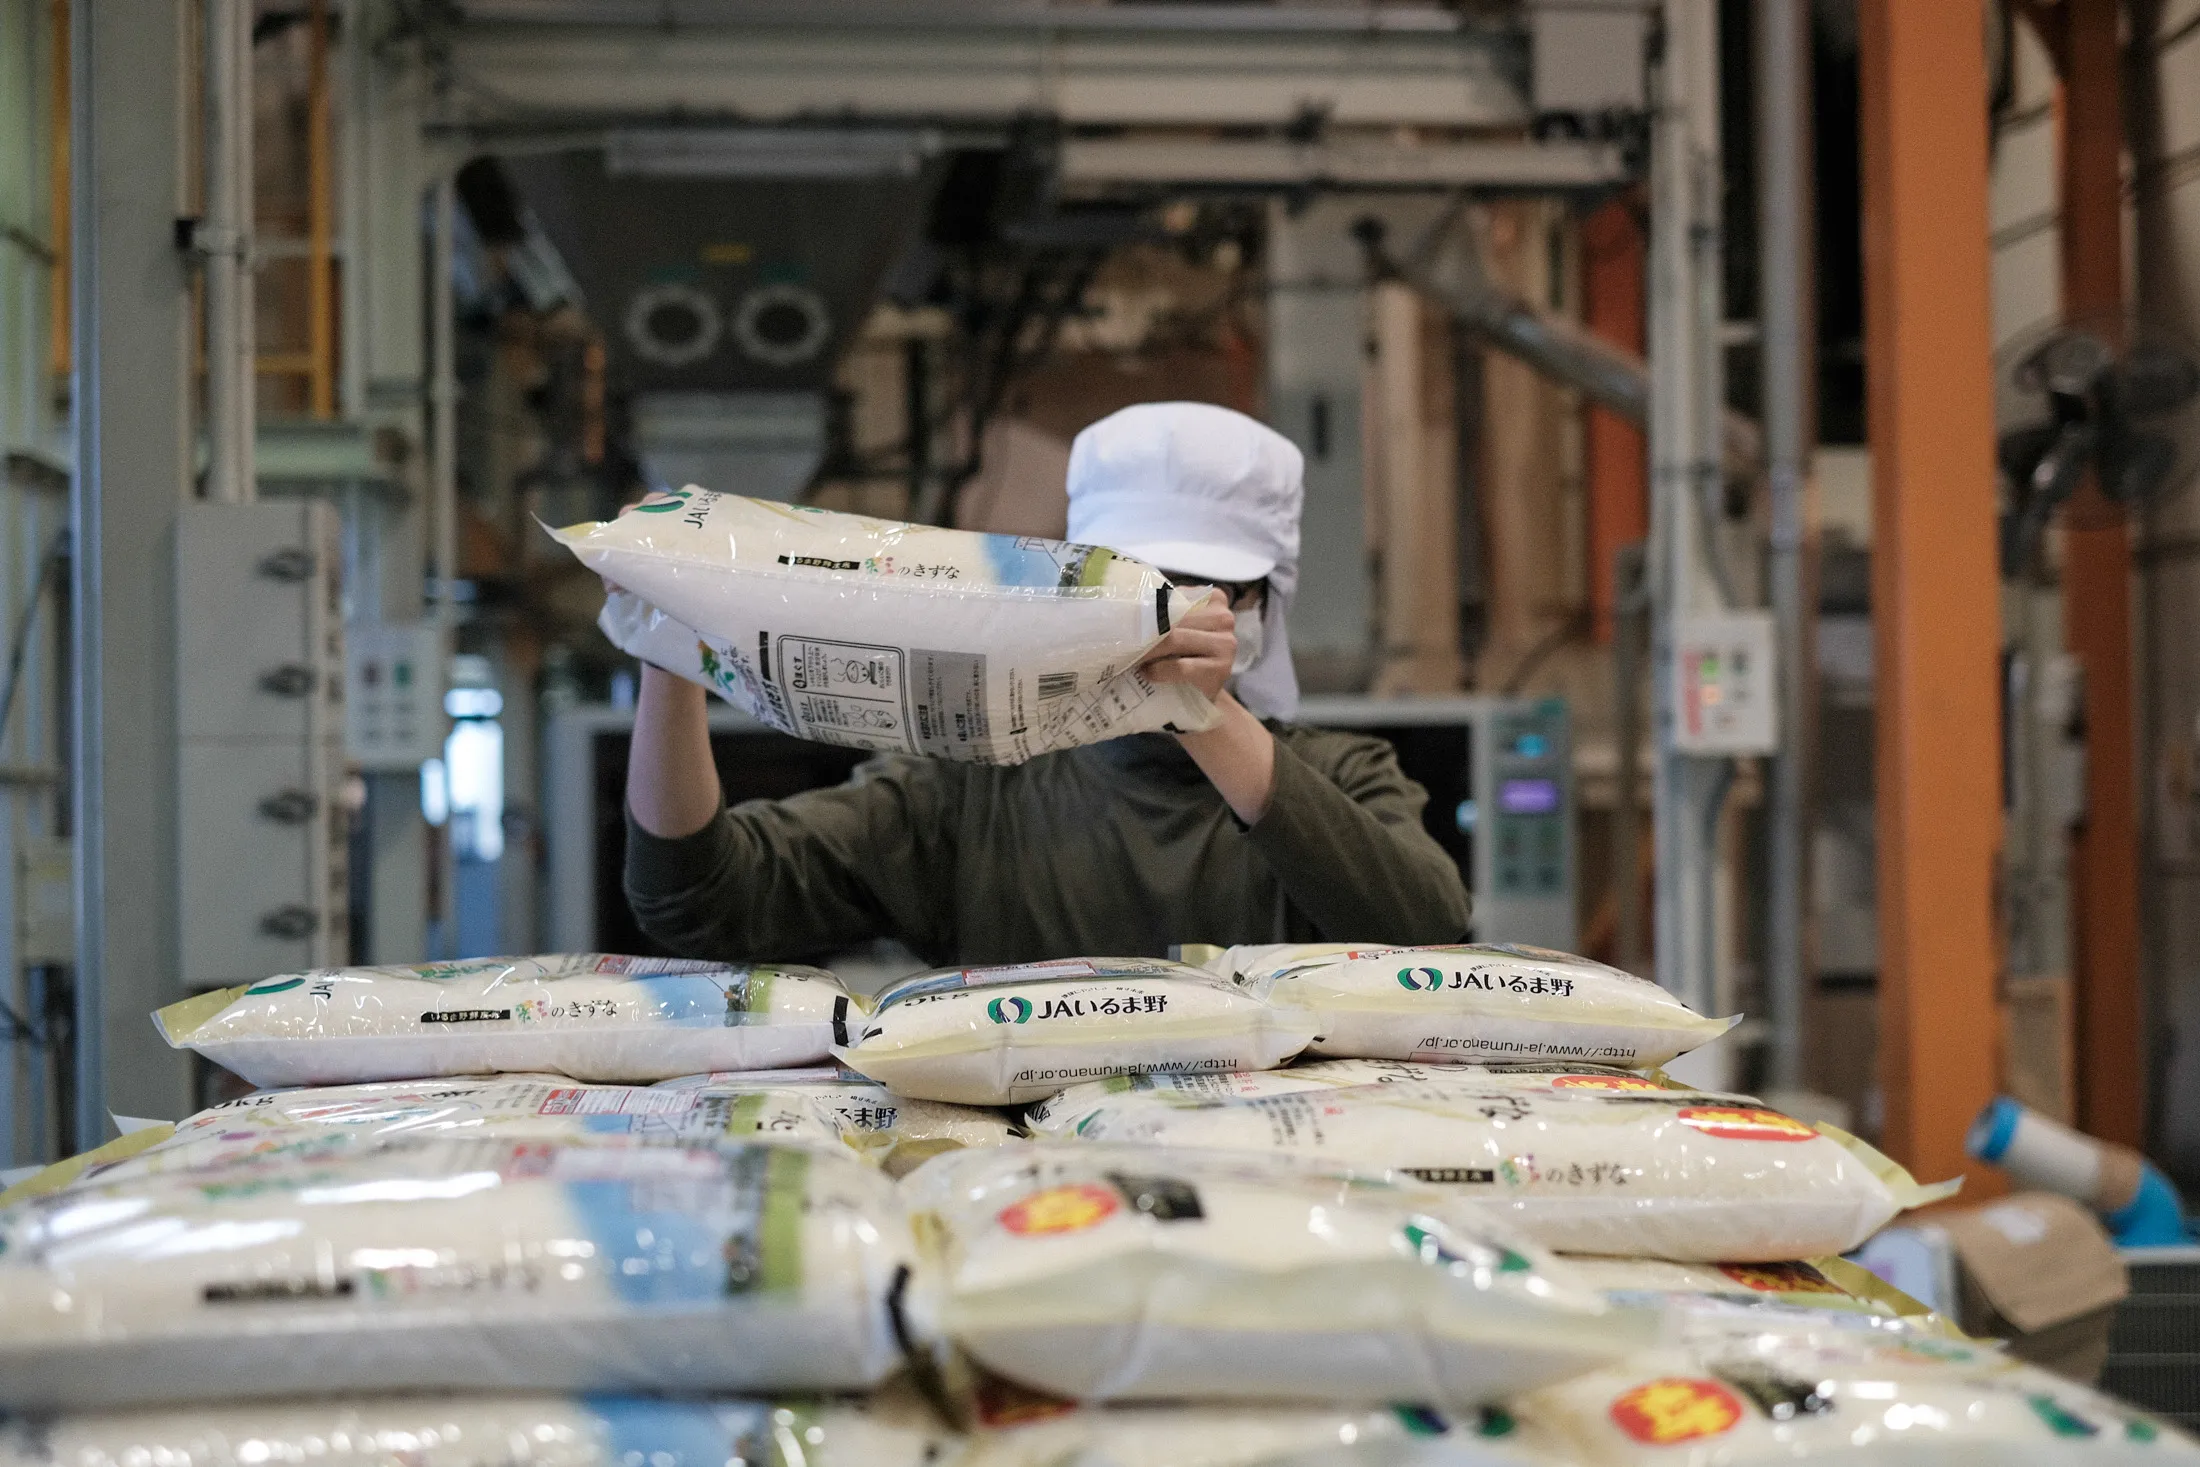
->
<box><xmin>625</xmin><ymin>725</ymin><xmax>1471</xmax><ymax>967</ymax></box>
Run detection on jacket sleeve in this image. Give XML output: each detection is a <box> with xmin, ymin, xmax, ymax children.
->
<box><xmin>623</xmin><ymin>756</ymin><xmax>957</xmax><ymax>965</ymax></box>
<box><xmin>1245</xmin><ymin>730</ymin><xmax>1473</xmax><ymax>944</ymax></box>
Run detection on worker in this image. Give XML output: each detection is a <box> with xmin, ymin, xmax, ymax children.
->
<box><xmin>621</xmin><ymin>401</ymin><xmax>1471</xmax><ymax>966</ymax></box>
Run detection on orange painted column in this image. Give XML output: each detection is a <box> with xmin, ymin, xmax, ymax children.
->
<box><xmin>2057</xmin><ymin>0</ymin><xmax>2144</xmax><ymax>1148</ymax></box>
<box><xmin>1858</xmin><ymin>0</ymin><xmax>2004</xmax><ymax>1191</ymax></box>
<box><xmin>1583</xmin><ymin>196</ymin><xmax>1648</xmax><ymax>646</ymax></box>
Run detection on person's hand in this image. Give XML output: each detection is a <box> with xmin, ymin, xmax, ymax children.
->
<box><xmin>1138</xmin><ymin>589</ymin><xmax>1235</xmax><ymax>703</ymax></box>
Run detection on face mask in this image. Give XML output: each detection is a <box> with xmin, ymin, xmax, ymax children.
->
<box><xmin>1232</xmin><ymin>606</ymin><xmax>1265</xmax><ymax>676</ymax></box>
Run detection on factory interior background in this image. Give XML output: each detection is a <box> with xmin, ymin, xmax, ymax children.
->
<box><xmin>8</xmin><ymin>0</ymin><xmax>2200</xmax><ymax>1434</ymax></box>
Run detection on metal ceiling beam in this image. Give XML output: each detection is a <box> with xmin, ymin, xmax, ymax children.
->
<box><xmin>439</xmin><ymin>19</ymin><xmax>1530</xmax><ymax>130</ymax></box>
<box><xmin>454</xmin><ymin>2</ymin><xmax>1481</xmax><ymax>35</ymax></box>
<box><xmin>1058</xmin><ymin>136</ymin><xmax>1627</xmax><ymax>191</ymax></box>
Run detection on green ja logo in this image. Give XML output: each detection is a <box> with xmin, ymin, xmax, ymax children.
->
<box><xmin>987</xmin><ymin>995</ymin><xmax>1033</xmax><ymax>1024</ymax></box>
<box><xmin>1396</xmin><ymin>967</ymin><xmax>1443</xmax><ymax>992</ymax></box>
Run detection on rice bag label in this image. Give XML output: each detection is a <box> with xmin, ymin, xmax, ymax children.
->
<box><xmin>912</xmin><ymin>648</ymin><xmax>989</xmax><ymax>759</ymax></box>
<box><xmin>777</xmin><ymin>636</ymin><xmax>910</xmax><ymax>751</ymax></box>
<box><xmin>1676</xmin><ymin>1106</ymin><xmax>1818</xmax><ymax>1142</ymax></box>
<box><xmin>1608</xmin><ymin>1378</ymin><xmax>1745</xmax><ymax>1445</ymax></box>
<box><xmin>1000</xmin><ymin>1182</ymin><xmax>1120</xmax><ymax>1236</ymax></box>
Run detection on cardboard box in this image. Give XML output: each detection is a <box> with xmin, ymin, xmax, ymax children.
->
<box><xmin>1940</xmin><ymin>1192</ymin><xmax>2130</xmax><ymax>1383</ymax></box>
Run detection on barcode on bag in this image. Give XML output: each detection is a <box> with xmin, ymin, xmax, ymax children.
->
<box><xmin>1037</xmin><ymin>672</ymin><xmax>1078</xmax><ymax>700</ymax></box>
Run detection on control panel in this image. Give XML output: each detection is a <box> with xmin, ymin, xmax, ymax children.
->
<box><xmin>1482</xmin><ymin>700</ymin><xmax>1571</xmax><ymax>903</ymax></box>
<box><xmin>1671</xmin><ymin>611</ymin><xmax>1779</xmax><ymax>756</ymax></box>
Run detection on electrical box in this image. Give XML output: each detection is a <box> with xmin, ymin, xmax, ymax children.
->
<box><xmin>347</xmin><ymin>620</ymin><xmax>446</xmax><ymax>770</ymax></box>
<box><xmin>177</xmin><ymin>502</ymin><xmax>348</xmax><ymax>987</ymax></box>
<box><xmin>1671</xmin><ymin>612</ymin><xmax>1779</xmax><ymax>755</ymax></box>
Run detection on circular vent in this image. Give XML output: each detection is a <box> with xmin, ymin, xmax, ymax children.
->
<box><xmin>623</xmin><ymin>283</ymin><xmax>722</xmax><ymax>368</ymax></box>
<box><xmin>732</xmin><ymin>283</ymin><xmax>831</xmax><ymax>368</ymax></box>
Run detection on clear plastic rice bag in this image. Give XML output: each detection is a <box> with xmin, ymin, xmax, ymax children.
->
<box><xmin>1214</xmin><ymin>944</ymin><xmax>1736</xmax><ymax>1070</ymax></box>
<box><xmin>654</xmin><ymin>1067</ymin><xmax>1018</xmax><ymax>1170</ymax></box>
<box><xmin>1024</xmin><ymin>1060</ymin><xmax>1709</xmax><ymax>1136</ymax></box>
<box><xmin>836</xmin><ymin>958</ymin><xmax>1317</xmax><ymax>1106</ymax></box>
<box><xmin>154</xmin><ymin>954</ymin><xmax>856</xmax><ymax>1087</ymax></box>
<box><xmin>899</xmin><ymin>1141</ymin><xmax>1644</xmax><ymax>1408</ymax></box>
<box><xmin>557</xmin><ymin>491</ymin><xmax>1221</xmax><ymax>765</ymax></box>
<box><xmin>61</xmin><ymin>1075</ymin><xmax>865</xmax><ymax>1190</ymax></box>
<box><xmin>0</xmin><ymin>1394</ymin><xmax>947</xmax><ymax>1467</ymax></box>
<box><xmin>0</xmin><ymin>1137</ymin><xmax>913</xmax><ymax>1410</ymax></box>
<box><xmin>1055</xmin><ymin>1078</ymin><xmax>1956</xmax><ymax>1262</ymax></box>
<box><xmin>1507</xmin><ymin>1324</ymin><xmax>2199</xmax><ymax>1463</ymax></box>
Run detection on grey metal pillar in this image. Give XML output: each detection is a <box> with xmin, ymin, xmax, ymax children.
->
<box><xmin>202</xmin><ymin>0</ymin><xmax>255</xmax><ymax>505</ymax></box>
<box><xmin>1266</xmin><ymin>197</ymin><xmax>1375</xmax><ymax>688</ymax></box>
<box><xmin>1649</xmin><ymin>0</ymin><xmax>1731</xmax><ymax>1024</ymax></box>
<box><xmin>1758</xmin><ymin>0</ymin><xmax>1819</xmax><ymax>1090</ymax></box>
<box><xmin>70</xmin><ymin>0</ymin><xmax>195</xmax><ymax>1146</ymax></box>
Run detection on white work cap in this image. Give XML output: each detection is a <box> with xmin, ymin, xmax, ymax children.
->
<box><xmin>1066</xmin><ymin>401</ymin><xmax>1305</xmax><ymax>719</ymax></box>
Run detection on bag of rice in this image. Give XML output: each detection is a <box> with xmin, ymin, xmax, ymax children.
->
<box><xmin>1506</xmin><ymin>1327</ymin><xmax>2199</xmax><ymax>1463</ymax></box>
<box><xmin>0</xmin><ymin>1137</ymin><xmax>912</xmax><ymax>1410</ymax></box>
<box><xmin>1025</xmin><ymin>1061</ymin><xmax>1704</xmax><ymax>1136</ymax></box>
<box><xmin>67</xmin><ymin>1076</ymin><xmax>877</xmax><ymax>1190</ymax></box>
<box><xmin>559</xmin><ymin>491</ymin><xmax>1222</xmax><ymax>766</ymax></box>
<box><xmin>0</xmin><ymin>1394</ymin><xmax>950</xmax><ymax>1467</ymax></box>
<box><xmin>955</xmin><ymin>1395</ymin><xmax>1496</xmax><ymax>1467</ymax></box>
<box><xmin>837</xmin><ymin>958</ymin><xmax>1317</xmax><ymax>1105</ymax></box>
<box><xmin>898</xmin><ymin>1141</ymin><xmax>1644</xmax><ymax>1407</ymax></box>
<box><xmin>1215</xmin><ymin>944</ymin><xmax>1736</xmax><ymax>1069</ymax></box>
<box><xmin>1059</xmin><ymin>1081</ymin><xmax>1955</xmax><ymax>1262</ymax></box>
<box><xmin>153</xmin><ymin>954</ymin><xmax>857</xmax><ymax>1087</ymax></box>
<box><xmin>660</xmin><ymin>1068</ymin><xmax>1020</xmax><ymax>1154</ymax></box>
<box><xmin>1559</xmin><ymin>1256</ymin><xmax>1955</xmax><ymax>1337</ymax></box>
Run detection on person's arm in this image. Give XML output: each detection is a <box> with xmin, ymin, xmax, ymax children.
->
<box><xmin>624</xmin><ymin>668</ymin><xmax>956</xmax><ymax>962</ymax></box>
<box><xmin>1139</xmin><ymin>593</ymin><xmax>1464</xmax><ymax>940</ymax></box>
<box><xmin>629</xmin><ymin>665</ymin><xmax>724</xmax><ymax>839</ymax></box>
<box><xmin>1244</xmin><ymin>732</ymin><xmax>1473</xmax><ymax>944</ymax></box>
<box><xmin>1141</xmin><ymin>593</ymin><xmax>1278</xmax><ymax>822</ymax></box>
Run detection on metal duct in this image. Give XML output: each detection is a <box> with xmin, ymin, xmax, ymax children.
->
<box><xmin>500</xmin><ymin>134</ymin><xmax>940</xmax><ymax>496</ymax></box>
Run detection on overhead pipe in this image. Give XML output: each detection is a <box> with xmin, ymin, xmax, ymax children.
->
<box><xmin>1758</xmin><ymin>0</ymin><xmax>1819</xmax><ymax>1091</ymax></box>
<box><xmin>1352</xmin><ymin>216</ymin><xmax>1762</xmax><ymax>484</ymax></box>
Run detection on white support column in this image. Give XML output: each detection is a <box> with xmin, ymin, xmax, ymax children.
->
<box><xmin>1648</xmin><ymin>0</ymin><xmax>1733</xmax><ymax>1036</ymax></box>
<box><xmin>70</xmin><ymin>0</ymin><xmax>195</xmax><ymax>1146</ymax></box>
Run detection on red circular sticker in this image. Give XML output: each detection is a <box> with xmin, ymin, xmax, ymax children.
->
<box><xmin>1609</xmin><ymin>1378</ymin><xmax>1745</xmax><ymax>1445</ymax></box>
<box><xmin>998</xmin><ymin>1182</ymin><xmax>1119</xmax><ymax>1236</ymax></box>
<box><xmin>1716</xmin><ymin>1261</ymin><xmax>1842</xmax><ymax>1295</ymax></box>
<box><xmin>1677</xmin><ymin>1106</ymin><xmax>1817</xmax><ymax>1142</ymax></box>
<box><xmin>1552</xmin><ymin>1074</ymin><xmax>1667</xmax><ymax>1093</ymax></box>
